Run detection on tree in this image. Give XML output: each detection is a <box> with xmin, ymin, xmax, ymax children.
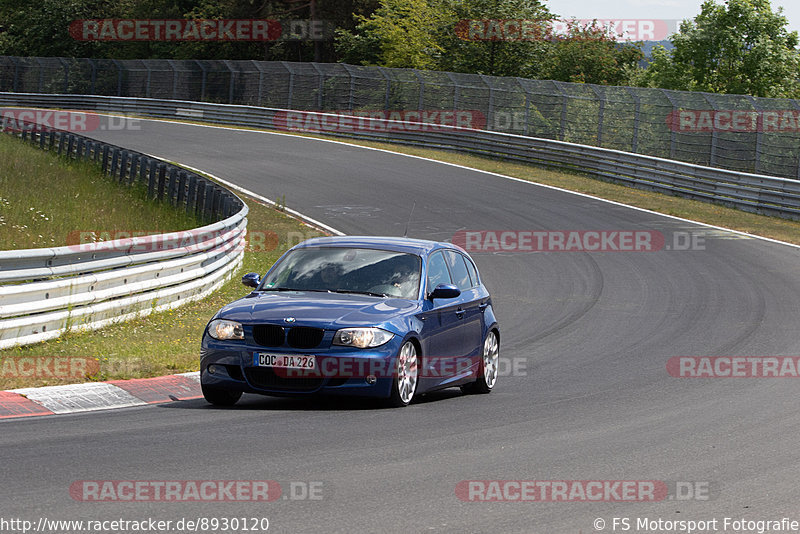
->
<box><xmin>336</xmin><ymin>0</ymin><xmax>450</xmax><ymax>69</ymax></box>
<box><xmin>635</xmin><ymin>0</ymin><xmax>800</xmax><ymax>97</ymax></box>
<box><xmin>538</xmin><ymin>20</ymin><xmax>644</xmax><ymax>85</ymax></box>
<box><xmin>336</xmin><ymin>0</ymin><xmax>553</xmax><ymax>77</ymax></box>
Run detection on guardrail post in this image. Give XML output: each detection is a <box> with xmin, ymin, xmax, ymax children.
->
<box><xmin>48</xmin><ymin>131</ymin><xmax>56</xmax><ymax>150</ymax></box>
<box><xmin>157</xmin><ymin>164</ymin><xmax>167</xmax><ymax>200</ymax></box>
<box><xmin>212</xmin><ymin>187</ymin><xmax>222</xmax><ymax>220</ymax></box>
<box><xmin>139</xmin><ymin>156</ymin><xmax>148</xmax><ymax>185</ymax></box>
<box><xmin>119</xmin><ymin>151</ymin><xmax>128</xmax><ymax>183</ymax></box>
<box><xmin>101</xmin><ymin>145</ymin><xmax>110</xmax><ymax>173</ymax></box>
<box><xmin>195</xmin><ymin>179</ymin><xmax>206</xmax><ymax>216</ymax></box>
<box><xmin>204</xmin><ymin>183</ymin><xmax>215</xmax><ymax>220</ymax></box>
<box><xmin>177</xmin><ymin>171</ymin><xmax>187</xmax><ymax>206</ymax></box>
<box><xmin>57</xmin><ymin>133</ymin><xmax>66</xmax><ymax>155</ymax></box>
<box><xmin>147</xmin><ymin>159</ymin><xmax>157</xmax><ymax>197</ymax></box>
<box><xmin>76</xmin><ymin>138</ymin><xmax>84</xmax><ymax>159</ymax></box>
<box><xmin>66</xmin><ymin>134</ymin><xmax>75</xmax><ymax>158</ymax></box>
<box><xmin>167</xmin><ymin>167</ymin><xmax>178</xmax><ymax>206</ymax></box>
<box><xmin>186</xmin><ymin>175</ymin><xmax>197</xmax><ymax>214</ymax></box>
<box><xmin>110</xmin><ymin>148</ymin><xmax>120</xmax><ymax>178</ymax></box>
<box><xmin>39</xmin><ymin>129</ymin><xmax>47</xmax><ymax>149</ymax></box>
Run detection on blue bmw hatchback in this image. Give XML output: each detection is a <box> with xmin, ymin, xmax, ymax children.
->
<box><xmin>200</xmin><ymin>236</ymin><xmax>499</xmax><ymax>407</ymax></box>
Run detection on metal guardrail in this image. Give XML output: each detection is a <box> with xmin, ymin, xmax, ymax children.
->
<box><xmin>0</xmin><ymin>113</ymin><xmax>248</xmax><ymax>348</ymax></box>
<box><xmin>1</xmin><ymin>92</ymin><xmax>798</xmax><ymax>220</ymax></box>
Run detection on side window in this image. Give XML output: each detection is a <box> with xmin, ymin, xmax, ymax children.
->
<box><xmin>463</xmin><ymin>255</ymin><xmax>479</xmax><ymax>287</ymax></box>
<box><xmin>426</xmin><ymin>252</ymin><xmax>451</xmax><ymax>293</ymax></box>
<box><xmin>445</xmin><ymin>250</ymin><xmax>472</xmax><ymax>291</ymax></box>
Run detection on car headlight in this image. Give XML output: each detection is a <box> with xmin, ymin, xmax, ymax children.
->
<box><xmin>207</xmin><ymin>319</ymin><xmax>244</xmax><ymax>340</ymax></box>
<box><xmin>333</xmin><ymin>327</ymin><xmax>394</xmax><ymax>348</ymax></box>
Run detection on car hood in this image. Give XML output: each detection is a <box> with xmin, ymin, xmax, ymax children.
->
<box><xmin>216</xmin><ymin>291</ymin><xmax>419</xmax><ymax>329</ymax></box>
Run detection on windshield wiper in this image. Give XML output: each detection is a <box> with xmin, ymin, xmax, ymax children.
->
<box><xmin>328</xmin><ymin>289</ymin><xmax>390</xmax><ymax>298</ymax></box>
<box><xmin>261</xmin><ymin>287</ymin><xmax>329</xmax><ymax>292</ymax></box>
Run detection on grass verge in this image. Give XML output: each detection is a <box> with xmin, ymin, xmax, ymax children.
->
<box><xmin>0</xmin><ymin>133</ymin><xmax>199</xmax><ymax>249</ymax></box>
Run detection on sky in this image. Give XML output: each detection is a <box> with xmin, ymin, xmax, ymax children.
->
<box><xmin>547</xmin><ymin>0</ymin><xmax>800</xmax><ymax>36</ymax></box>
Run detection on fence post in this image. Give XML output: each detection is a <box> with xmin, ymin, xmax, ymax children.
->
<box><xmin>554</xmin><ymin>81</ymin><xmax>569</xmax><ymax>142</ymax></box>
<box><xmin>412</xmin><ymin>69</ymin><xmax>425</xmax><ymax>112</ymax></box>
<box><xmin>312</xmin><ymin>62</ymin><xmax>325</xmax><ymax>109</ymax></box>
<box><xmin>58</xmin><ymin>57</ymin><xmax>70</xmax><ymax>93</ymax></box>
<box><xmin>624</xmin><ymin>86</ymin><xmax>641</xmax><ymax>153</ymax></box>
<box><xmin>196</xmin><ymin>60</ymin><xmax>208</xmax><ymax>102</ymax></box>
<box><xmin>377</xmin><ymin>67</ymin><xmax>391</xmax><ymax>111</ymax></box>
<box><xmin>35</xmin><ymin>57</ymin><xmax>44</xmax><ymax>93</ymax></box>
<box><xmin>112</xmin><ymin>59</ymin><xmax>123</xmax><ymax>96</ymax></box>
<box><xmin>89</xmin><ymin>58</ymin><xmax>97</xmax><ymax>94</ymax></box>
<box><xmin>589</xmin><ymin>84</ymin><xmax>605</xmax><ymax>147</ymax></box>
<box><xmin>661</xmin><ymin>89</ymin><xmax>678</xmax><ymax>160</ymax></box>
<box><xmin>746</xmin><ymin>95</ymin><xmax>763</xmax><ymax>175</ymax></box>
<box><xmin>282</xmin><ymin>62</ymin><xmax>295</xmax><ymax>109</ymax></box>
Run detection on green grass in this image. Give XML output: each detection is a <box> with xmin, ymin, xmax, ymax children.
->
<box><xmin>0</xmin><ymin>133</ymin><xmax>199</xmax><ymax>249</ymax></box>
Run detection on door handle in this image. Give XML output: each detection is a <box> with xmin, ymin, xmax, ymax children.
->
<box><xmin>455</xmin><ymin>308</ymin><xmax>465</xmax><ymax>319</ymax></box>
<box><xmin>478</xmin><ymin>302</ymin><xmax>488</xmax><ymax>311</ymax></box>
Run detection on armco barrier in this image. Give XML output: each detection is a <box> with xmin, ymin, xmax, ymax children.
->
<box><xmin>1</xmin><ymin>93</ymin><xmax>798</xmax><ymax>220</ymax></box>
<box><xmin>0</xmin><ymin>117</ymin><xmax>248</xmax><ymax>348</ymax></box>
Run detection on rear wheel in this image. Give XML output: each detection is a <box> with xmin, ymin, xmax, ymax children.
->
<box><xmin>202</xmin><ymin>383</ymin><xmax>242</xmax><ymax>406</ymax></box>
<box><xmin>461</xmin><ymin>330</ymin><xmax>498</xmax><ymax>395</ymax></box>
<box><xmin>386</xmin><ymin>341</ymin><xmax>418</xmax><ymax>407</ymax></box>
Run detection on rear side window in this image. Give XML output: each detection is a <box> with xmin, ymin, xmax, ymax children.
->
<box><xmin>426</xmin><ymin>252</ymin><xmax>451</xmax><ymax>292</ymax></box>
<box><xmin>445</xmin><ymin>250</ymin><xmax>472</xmax><ymax>290</ymax></box>
<box><xmin>463</xmin><ymin>255</ymin><xmax>479</xmax><ymax>286</ymax></box>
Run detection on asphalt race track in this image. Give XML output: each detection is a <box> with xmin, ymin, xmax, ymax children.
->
<box><xmin>3</xmin><ymin>118</ymin><xmax>800</xmax><ymax>533</ymax></box>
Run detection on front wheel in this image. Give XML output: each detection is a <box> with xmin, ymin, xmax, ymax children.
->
<box><xmin>202</xmin><ymin>383</ymin><xmax>242</xmax><ymax>406</ymax></box>
<box><xmin>461</xmin><ymin>330</ymin><xmax>499</xmax><ymax>395</ymax></box>
<box><xmin>386</xmin><ymin>341</ymin><xmax>418</xmax><ymax>407</ymax></box>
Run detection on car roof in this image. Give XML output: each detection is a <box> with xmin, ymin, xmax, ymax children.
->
<box><xmin>292</xmin><ymin>236</ymin><xmax>464</xmax><ymax>256</ymax></box>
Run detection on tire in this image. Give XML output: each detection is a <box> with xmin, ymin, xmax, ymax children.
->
<box><xmin>202</xmin><ymin>383</ymin><xmax>242</xmax><ymax>406</ymax></box>
<box><xmin>461</xmin><ymin>330</ymin><xmax>499</xmax><ymax>395</ymax></box>
<box><xmin>386</xmin><ymin>341</ymin><xmax>419</xmax><ymax>407</ymax></box>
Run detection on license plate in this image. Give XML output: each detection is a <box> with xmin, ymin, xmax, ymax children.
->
<box><xmin>254</xmin><ymin>353</ymin><xmax>316</xmax><ymax>370</ymax></box>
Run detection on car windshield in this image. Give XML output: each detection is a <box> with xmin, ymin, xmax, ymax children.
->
<box><xmin>260</xmin><ymin>247</ymin><xmax>422</xmax><ymax>300</ymax></box>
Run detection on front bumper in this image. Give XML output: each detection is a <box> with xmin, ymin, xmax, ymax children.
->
<box><xmin>200</xmin><ymin>336</ymin><xmax>405</xmax><ymax>398</ymax></box>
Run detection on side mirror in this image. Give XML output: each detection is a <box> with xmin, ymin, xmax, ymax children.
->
<box><xmin>429</xmin><ymin>283</ymin><xmax>461</xmax><ymax>300</ymax></box>
<box><xmin>241</xmin><ymin>272</ymin><xmax>261</xmax><ymax>288</ymax></box>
